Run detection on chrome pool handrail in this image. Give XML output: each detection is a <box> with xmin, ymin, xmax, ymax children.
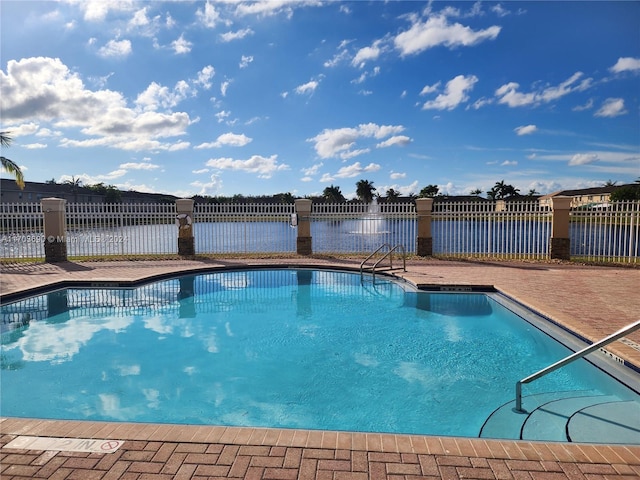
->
<box><xmin>360</xmin><ymin>243</ymin><xmax>406</xmax><ymax>279</ymax></box>
<box><xmin>515</xmin><ymin>319</ymin><xmax>640</xmax><ymax>413</ymax></box>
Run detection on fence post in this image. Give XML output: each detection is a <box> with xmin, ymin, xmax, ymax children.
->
<box><xmin>41</xmin><ymin>197</ymin><xmax>67</xmax><ymax>263</ymax></box>
<box><xmin>295</xmin><ymin>198</ymin><xmax>312</xmax><ymax>255</ymax></box>
<box><xmin>415</xmin><ymin>197</ymin><xmax>433</xmax><ymax>256</ymax></box>
<box><xmin>550</xmin><ymin>196</ymin><xmax>572</xmax><ymax>260</ymax></box>
<box><xmin>176</xmin><ymin>198</ymin><xmax>195</xmax><ymax>256</ymax></box>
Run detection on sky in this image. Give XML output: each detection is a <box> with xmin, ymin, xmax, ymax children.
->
<box><xmin>1</xmin><ymin>1</ymin><xmax>639</xmax><ymax>200</ymax></box>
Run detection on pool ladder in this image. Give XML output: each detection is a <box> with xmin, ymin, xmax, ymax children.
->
<box><xmin>360</xmin><ymin>243</ymin><xmax>406</xmax><ymax>280</ymax></box>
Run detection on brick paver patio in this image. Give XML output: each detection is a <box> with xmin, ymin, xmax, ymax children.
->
<box><xmin>1</xmin><ymin>256</ymin><xmax>639</xmax><ymax>479</ymax></box>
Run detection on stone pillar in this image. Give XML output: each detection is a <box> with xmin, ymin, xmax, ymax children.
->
<box><xmin>41</xmin><ymin>198</ymin><xmax>67</xmax><ymax>263</ymax></box>
<box><xmin>176</xmin><ymin>198</ymin><xmax>195</xmax><ymax>256</ymax></box>
<box><xmin>295</xmin><ymin>199</ymin><xmax>313</xmax><ymax>255</ymax></box>
<box><xmin>550</xmin><ymin>196</ymin><xmax>572</xmax><ymax>260</ymax></box>
<box><xmin>415</xmin><ymin>197</ymin><xmax>433</xmax><ymax>256</ymax></box>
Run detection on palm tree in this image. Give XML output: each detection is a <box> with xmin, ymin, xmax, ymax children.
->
<box><xmin>385</xmin><ymin>188</ymin><xmax>399</xmax><ymax>202</ymax></box>
<box><xmin>0</xmin><ymin>132</ymin><xmax>25</xmax><ymax>189</ymax></box>
<box><xmin>64</xmin><ymin>176</ymin><xmax>83</xmax><ymax>201</ymax></box>
<box><xmin>527</xmin><ymin>188</ymin><xmax>539</xmax><ymax>197</ymax></box>
<box><xmin>322</xmin><ymin>184</ymin><xmax>345</xmax><ymax>203</ymax></box>
<box><xmin>355</xmin><ymin>179</ymin><xmax>376</xmax><ymax>204</ymax></box>
<box><xmin>470</xmin><ymin>188</ymin><xmax>482</xmax><ymax>197</ymax></box>
<box><xmin>503</xmin><ymin>184</ymin><xmax>520</xmax><ymax>198</ymax></box>
<box><xmin>488</xmin><ymin>180</ymin><xmax>519</xmax><ymax>199</ymax></box>
<box><xmin>419</xmin><ymin>184</ymin><xmax>439</xmax><ymax>197</ymax></box>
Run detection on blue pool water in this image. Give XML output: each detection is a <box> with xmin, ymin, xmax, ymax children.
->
<box><xmin>1</xmin><ymin>269</ymin><xmax>637</xmax><ymax>437</ymax></box>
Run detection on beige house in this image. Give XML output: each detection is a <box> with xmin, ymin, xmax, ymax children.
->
<box><xmin>539</xmin><ymin>184</ymin><xmax>633</xmax><ymax>209</ymax></box>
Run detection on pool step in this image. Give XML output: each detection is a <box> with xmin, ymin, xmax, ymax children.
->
<box><xmin>479</xmin><ymin>391</ymin><xmax>640</xmax><ymax>444</ymax></box>
<box><xmin>521</xmin><ymin>395</ymin><xmax>619</xmax><ymax>442</ymax></box>
<box><xmin>567</xmin><ymin>401</ymin><xmax>640</xmax><ymax>444</ymax></box>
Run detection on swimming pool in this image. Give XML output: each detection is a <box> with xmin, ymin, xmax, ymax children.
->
<box><xmin>1</xmin><ymin>268</ymin><xmax>639</xmax><ymax>442</ymax></box>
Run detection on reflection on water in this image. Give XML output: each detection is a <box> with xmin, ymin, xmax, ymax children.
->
<box><xmin>0</xmin><ymin>270</ymin><xmax>396</xmax><ymax>366</ymax></box>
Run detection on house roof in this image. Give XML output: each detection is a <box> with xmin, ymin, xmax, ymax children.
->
<box><xmin>539</xmin><ymin>184</ymin><xmax>635</xmax><ymax>199</ymax></box>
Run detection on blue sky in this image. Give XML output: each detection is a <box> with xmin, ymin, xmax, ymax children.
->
<box><xmin>1</xmin><ymin>1</ymin><xmax>639</xmax><ymax>199</ymax></box>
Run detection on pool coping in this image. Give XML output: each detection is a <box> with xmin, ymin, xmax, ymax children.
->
<box><xmin>2</xmin><ymin>258</ymin><xmax>640</xmax><ymax>478</ymax></box>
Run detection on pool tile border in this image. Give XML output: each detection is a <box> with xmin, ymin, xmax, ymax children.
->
<box><xmin>2</xmin><ymin>417</ymin><xmax>640</xmax><ymax>462</ymax></box>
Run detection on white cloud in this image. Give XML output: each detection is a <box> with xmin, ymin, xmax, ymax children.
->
<box><xmin>220</xmin><ymin>28</ymin><xmax>254</xmax><ymax>42</ymax></box>
<box><xmin>171</xmin><ymin>34</ymin><xmax>192</xmax><ymax>54</ymax></box>
<box><xmin>206</xmin><ymin>155</ymin><xmax>289</xmax><ymax>178</ymax></box>
<box><xmin>23</xmin><ymin>143</ymin><xmax>47</xmax><ymax>149</ymax></box>
<box><xmin>126</xmin><ymin>7</ymin><xmax>166</xmax><ymax>37</ymax></box>
<box><xmin>390</xmin><ymin>172</ymin><xmax>406</xmax><ymax>180</ymax></box>
<box><xmin>420</xmin><ymin>82</ymin><xmax>441</xmax><ymax>95</ymax></box>
<box><xmin>495</xmin><ymin>82</ymin><xmax>535</xmax><ymax>107</ymax></box>
<box><xmin>239</xmin><ymin>55</ymin><xmax>254</xmax><ymax>69</ymax></box>
<box><xmin>233</xmin><ymin>0</ymin><xmax>317</xmax><ymax>18</ymax></box>
<box><xmin>36</xmin><ymin>128</ymin><xmax>62</xmax><ymax>137</ymax></box>
<box><xmin>610</xmin><ymin>57</ymin><xmax>640</xmax><ymax>73</ymax></box>
<box><xmin>65</xmin><ymin>0</ymin><xmax>137</xmax><ymax>22</ymax></box>
<box><xmin>221</xmin><ymin>81</ymin><xmax>231</xmax><ymax>97</ymax></box>
<box><xmin>129</xmin><ymin>7</ymin><xmax>150</xmax><ymax>29</ymax></box>
<box><xmin>295</xmin><ymin>79</ymin><xmax>320</xmax><ymax>95</ymax></box>
<box><xmin>60</xmin><ymin>169</ymin><xmax>127</xmax><ymax>185</ymax></box>
<box><xmin>569</xmin><ymin>153</ymin><xmax>598</xmax><ymax>166</ymax></box>
<box><xmin>491</xmin><ymin>4</ymin><xmax>511</xmax><ymax>17</ymax></box>
<box><xmin>119</xmin><ymin>162</ymin><xmax>160</xmax><ymax>170</ymax></box>
<box><xmin>422</xmin><ymin>74</ymin><xmax>478</xmax><ymax>110</ymax></box>
<box><xmin>195</xmin><ymin>66</ymin><xmax>215</xmax><ymax>90</ymax></box>
<box><xmin>98</xmin><ymin>39</ymin><xmax>132</xmax><ymax>58</ymax></box>
<box><xmin>195</xmin><ymin>133</ymin><xmax>252</xmax><ymax>149</ymax></box>
<box><xmin>340</xmin><ymin>148</ymin><xmax>370</xmax><ymax>160</ymax></box>
<box><xmin>495</xmin><ymin>72</ymin><xmax>592</xmax><ymax>107</ymax></box>
<box><xmin>376</xmin><ymin>136</ymin><xmax>411</xmax><ymax>148</ymax></box>
<box><xmin>515</xmin><ymin>125</ymin><xmax>537</xmax><ymax>136</ymax></box>
<box><xmin>215</xmin><ymin>110</ymin><xmax>231</xmax><ymax>122</ymax></box>
<box><xmin>301</xmin><ymin>163</ymin><xmax>323</xmax><ymax>176</ymax></box>
<box><xmin>334</xmin><ymin>162</ymin><xmax>381</xmax><ymax>178</ymax></box>
<box><xmin>0</xmin><ymin>57</ymin><xmax>192</xmax><ymax>151</ymax></box>
<box><xmin>594</xmin><ymin>98</ymin><xmax>626</xmax><ymax>118</ymax></box>
<box><xmin>573</xmin><ymin>99</ymin><xmax>594</xmax><ymax>112</ymax></box>
<box><xmin>501</xmin><ymin>160</ymin><xmax>517</xmax><ymax>166</ymax></box>
<box><xmin>191</xmin><ymin>173</ymin><xmax>223</xmax><ymax>195</ymax></box>
<box><xmin>532</xmin><ymin>149</ymin><xmax>639</xmax><ymax>168</ymax></box>
<box><xmin>351</xmin><ymin>40</ymin><xmax>384</xmax><ymax>68</ymax></box>
<box><xmin>60</xmin><ymin>136</ymin><xmax>190</xmax><ymax>152</ymax></box>
<box><xmin>308</xmin><ymin>123</ymin><xmax>406</xmax><ymax>159</ymax></box>
<box><xmin>394</xmin><ymin>14</ymin><xmax>500</xmax><ymax>56</ymax></box>
<box><xmin>196</xmin><ymin>1</ymin><xmax>222</xmax><ymax>28</ymax></box>
<box><xmin>324</xmin><ymin>47</ymin><xmax>351</xmax><ymax>68</ymax></box>
<box><xmin>2</xmin><ymin>122</ymin><xmax>39</xmax><ymax>137</ymax></box>
<box><xmin>538</xmin><ymin>72</ymin><xmax>591</xmax><ymax>103</ymax></box>
<box><xmin>135</xmin><ymin>81</ymin><xmax>194</xmax><ymax>111</ymax></box>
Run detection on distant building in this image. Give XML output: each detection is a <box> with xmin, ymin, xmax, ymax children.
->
<box><xmin>0</xmin><ymin>179</ymin><xmax>178</xmax><ymax>204</ymax></box>
<box><xmin>539</xmin><ymin>184</ymin><xmax>634</xmax><ymax>209</ymax></box>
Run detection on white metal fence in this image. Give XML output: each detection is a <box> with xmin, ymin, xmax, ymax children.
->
<box><xmin>0</xmin><ymin>203</ymin><xmax>45</xmax><ymax>259</ymax></box>
<box><xmin>431</xmin><ymin>200</ymin><xmax>552</xmax><ymax>259</ymax></box>
<box><xmin>65</xmin><ymin>203</ymin><xmax>177</xmax><ymax>256</ymax></box>
<box><xmin>310</xmin><ymin>202</ymin><xmax>417</xmax><ymax>254</ymax></box>
<box><xmin>193</xmin><ymin>203</ymin><xmax>296</xmax><ymax>254</ymax></box>
<box><xmin>570</xmin><ymin>201</ymin><xmax>639</xmax><ymax>263</ymax></box>
<box><xmin>1</xmin><ymin>200</ymin><xmax>639</xmax><ymax>263</ymax></box>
